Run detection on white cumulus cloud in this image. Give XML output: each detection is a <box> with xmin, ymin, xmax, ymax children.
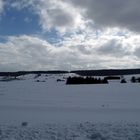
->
<box><xmin>0</xmin><ymin>0</ymin><xmax>140</xmax><ymax>71</ymax></box>
<box><xmin>0</xmin><ymin>31</ymin><xmax>140</xmax><ymax>71</ymax></box>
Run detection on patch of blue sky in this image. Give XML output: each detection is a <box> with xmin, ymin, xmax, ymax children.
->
<box><xmin>0</xmin><ymin>6</ymin><xmax>64</xmax><ymax>45</ymax></box>
<box><xmin>41</xmin><ymin>29</ymin><xmax>64</xmax><ymax>45</ymax></box>
<box><xmin>0</xmin><ymin>6</ymin><xmax>41</xmax><ymax>36</ymax></box>
<box><xmin>0</xmin><ymin>36</ymin><xmax>7</xmax><ymax>43</ymax></box>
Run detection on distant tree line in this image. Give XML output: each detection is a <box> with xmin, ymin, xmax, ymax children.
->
<box><xmin>66</xmin><ymin>76</ymin><xmax>108</xmax><ymax>85</ymax></box>
<box><xmin>71</xmin><ymin>69</ymin><xmax>140</xmax><ymax>76</ymax></box>
<box><xmin>0</xmin><ymin>71</ymin><xmax>69</xmax><ymax>77</ymax></box>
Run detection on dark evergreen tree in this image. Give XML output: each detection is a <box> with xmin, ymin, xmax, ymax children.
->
<box><xmin>121</xmin><ymin>79</ymin><xmax>127</xmax><ymax>83</ymax></box>
<box><xmin>131</xmin><ymin>76</ymin><xmax>136</xmax><ymax>83</ymax></box>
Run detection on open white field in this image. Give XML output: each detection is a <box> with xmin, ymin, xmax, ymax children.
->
<box><xmin>0</xmin><ymin>74</ymin><xmax>140</xmax><ymax>139</ymax></box>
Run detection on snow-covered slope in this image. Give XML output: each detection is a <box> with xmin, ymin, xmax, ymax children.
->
<box><xmin>0</xmin><ymin>73</ymin><xmax>140</xmax><ymax>139</ymax></box>
<box><xmin>0</xmin><ymin>73</ymin><xmax>140</xmax><ymax>123</ymax></box>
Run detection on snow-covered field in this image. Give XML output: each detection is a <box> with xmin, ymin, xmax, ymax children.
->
<box><xmin>0</xmin><ymin>74</ymin><xmax>140</xmax><ymax>139</ymax></box>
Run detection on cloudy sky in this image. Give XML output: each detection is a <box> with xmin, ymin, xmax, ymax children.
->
<box><xmin>0</xmin><ymin>0</ymin><xmax>140</xmax><ymax>71</ymax></box>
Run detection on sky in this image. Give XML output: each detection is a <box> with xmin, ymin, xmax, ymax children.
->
<box><xmin>0</xmin><ymin>0</ymin><xmax>140</xmax><ymax>71</ymax></box>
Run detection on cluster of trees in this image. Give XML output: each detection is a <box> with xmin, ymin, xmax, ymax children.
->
<box><xmin>131</xmin><ymin>76</ymin><xmax>140</xmax><ymax>83</ymax></box>
<box><xmin>120</xmin><ymin>78</ymin><xmax>127</xmax><ymax>83</ymax></box>
<box><xmin>66</xmin><ymin>76</ymin><xmax>108</xmax><ymax>85</ymax></box>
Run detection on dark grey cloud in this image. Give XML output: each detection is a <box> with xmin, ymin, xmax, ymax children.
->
<box><xmin>134</xmin><ymin>47</ymin><xmax>140</xmax><ymax>58</ymax></box>
<box><xmin>97</xmin><ymin>39</ymin><xmax>130</xmax><ymax>56</ymax></box>
<box><xmin>75</xmin><ymin>45</ymin><xmax>92</xmax><ymax>55</ymax></box>
<box><xmin>47</xmin><ymin>8</ymin><xmax>74</xmax><ymax>27</ymax></box>
<box><xmin>69</xmin><ymin>0</ymin><xmax>140</xmax><ymax>32</ymax></box>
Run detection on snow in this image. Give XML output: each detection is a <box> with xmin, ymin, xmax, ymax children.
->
<box><xmin>0</xmin><ymin>73</ymin><xmax>140</xmax><ymax>139</ymax></box>
<box><xmin>1</xmin><ymin>122</ymin><xmax>140</xmax><ymax>140</ymax></box>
